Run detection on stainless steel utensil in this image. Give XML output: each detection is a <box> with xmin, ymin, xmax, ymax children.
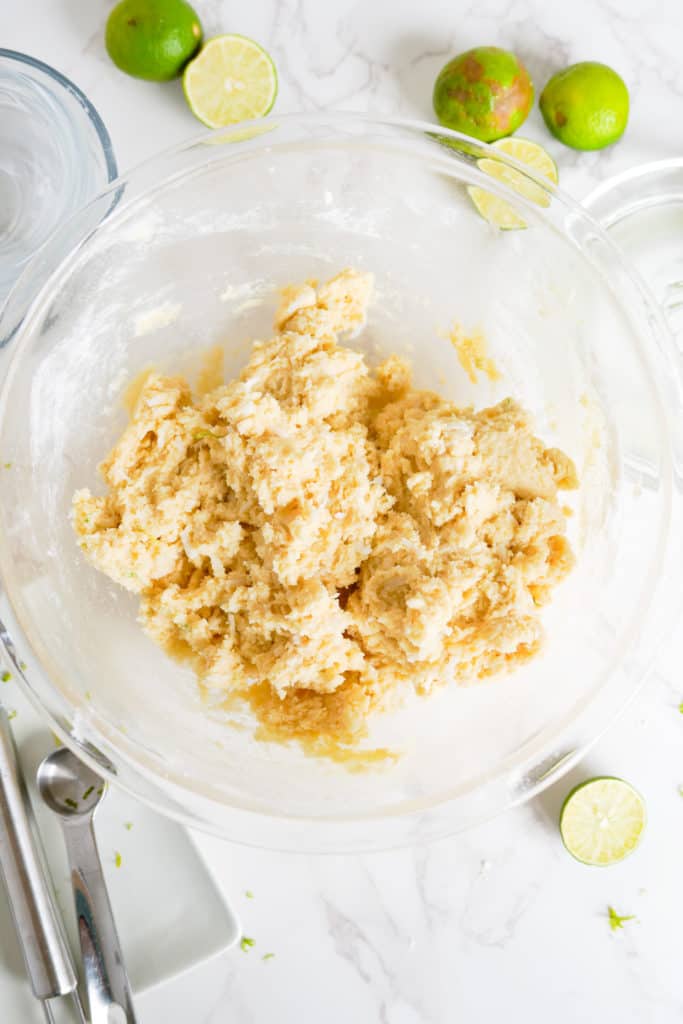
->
<box><xmin>37</xmin><ymin>747</ymin><xmax>138</xmax><ymax>1024</ymax></box>
<box><xmin>0</xmin><ymin>706</ymin><xmax>87</xmax><ymax>1023</ymax></box>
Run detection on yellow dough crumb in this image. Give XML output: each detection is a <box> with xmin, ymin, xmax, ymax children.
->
<box><xmin>72</xmin><ymin>270</ymin><xmax>577</xmax><ymax>751</ymax></box>
<box><xmin>196</xmin><ymin>345</ymin><xmax>225</xmax><ymax>396</ymax></box>
<box><xmin>447</xmin><ymin>322</ymin><xmax>501</xmax><ymax>384</ymax></box>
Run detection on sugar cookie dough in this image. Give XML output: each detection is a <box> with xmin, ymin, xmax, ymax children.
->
<box><xmin>72</xmin><ymin>270</ymin><xmax>577</xmax><ymax>747</ymax></box>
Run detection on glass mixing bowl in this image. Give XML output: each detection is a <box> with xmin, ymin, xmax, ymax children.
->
<box><xmin>0</xmin><ymin>115</ymin><xmax>680</xmax><ymax>851</ymax></box>
<box><xmin>0</xmin><ymin>49</ymin><xmax>117</xmax><ymax>314</ymax></box>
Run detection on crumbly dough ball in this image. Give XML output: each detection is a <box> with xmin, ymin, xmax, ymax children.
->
<box><xmin>73</xmin><ymin>270</ymin><xmax>577</xmax><ymax>746</ymax></box>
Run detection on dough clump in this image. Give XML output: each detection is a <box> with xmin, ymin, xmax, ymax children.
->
<box><xmin>72</xmin><ymin>270</ymin><xmax>577</xmax><ymax>745</ymax></box>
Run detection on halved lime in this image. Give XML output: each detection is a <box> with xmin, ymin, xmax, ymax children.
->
<box><xmin>183</xmin><ymin>34</ymin><xmax>277</xmax><ymax>129</ymax></box>
<box><xmin>560</xmin><ymin>777</ymin><xmax>646</xmax><ymax>866</ymax></box>
<box><xmin>468</xmin><ymin>137</ymin><xmax>558</xmax><ymax>230</ymax></box>
<box><xmin>492</xmin><ymin>136</ymin><xmax>559</xmax><ymax>175</ymax></box>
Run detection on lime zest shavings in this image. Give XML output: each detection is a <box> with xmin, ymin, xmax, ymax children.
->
<box><xmin>240</xmin><ymin>936</ymin><xmax>255</xmax><ymax>952</ymax></box>
<box><xmin>608</xmin><ymin>906</ymin><xmax>636</xmax><ymax>931</ymax></box>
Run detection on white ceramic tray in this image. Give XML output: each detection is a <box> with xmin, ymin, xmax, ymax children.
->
<box><xmin>0</xmin><ymin>656</ymin><xmax>240</xmax><ymax>1022</ymax></box>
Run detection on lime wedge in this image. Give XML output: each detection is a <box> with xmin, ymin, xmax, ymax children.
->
<box><xmin>560</xmin><ymin>777</ymin><xmax>646</xmax><ymax>866</ymax></box>
<box><xmin>183</xmin><ymin>34</ymin><xmax>277</xmax><ymax>129</ymax></box>
<box><xmin>491</xmin><ymin>136</ymin><xmax>559</xmax><ymax>181</ymax></box>
<box><xmin>468</xmin><ymin>137</ymin><xmax>558</xmax><ymax>230</ymax></box>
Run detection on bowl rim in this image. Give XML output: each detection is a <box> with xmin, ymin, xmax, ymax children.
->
<box><xmin>0</xmin><ymin>111</ymin><xmax>681</xmax><ymax>851</ymax></box>
<box><xmin>583</xmin><ymin>156</ymin><xmax>683</xmax><ymax>228</ymax></box>
<box><xmin>0</xmin><ymin>48</ymin><xmax>118</xmax><ymax>185</ymax></box>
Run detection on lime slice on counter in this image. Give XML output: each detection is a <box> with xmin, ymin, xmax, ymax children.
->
<box><xmin>560</xmin><ymin>777</ymin><xmax>646</xmax><ymax>866</ymax></box>
<box><xmin>468</xmin><ymin>137</ymin><xmax>558</xmax><ymax>230</ymax></box>
<box><xmin>489</xmin><ymin>136</ymin><xmax>558</xmax><ymax>188</ymax></box>
<box><xmin>183</xmin><ymin>34</ymin><xmax>277</xmax><ymax>129</ymax></box>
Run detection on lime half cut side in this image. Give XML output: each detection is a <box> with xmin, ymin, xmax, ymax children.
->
<box><xmin>183</xmin><ymin>34</ymin><xmax>277</xmax><ymax>129</ymax></box>
<box><xmin>468</xmin><ymin>137</ymin><xmax>558</xmax><ymax>230</ymax></box>
<box><xmin>560</xmin><ymin>777</ymin><xmax>646</xmax><ymax>866</ymax></box>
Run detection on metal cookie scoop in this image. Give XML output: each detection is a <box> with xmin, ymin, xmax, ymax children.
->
<box><xmin>37</xmin><ymin>748</ymin><xmax>138</xmax><ymax>1024</ymax></box>
<box><xmin>0</xmin><ymin>707</ymin><xmax>87</xmax><ymax>1024</ymax></box>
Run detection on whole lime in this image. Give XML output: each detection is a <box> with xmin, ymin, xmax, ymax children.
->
<box><xmin>539</xmin><ymin>62</ymin><xmax>629</xmax><ymax>150</ymax></box>
<box><xmin>105</xmin><ymin>0</ymin><xmax>203</xmax><ymax>81</ymax></box>
<box><xmin>433</xmin><ymin>46</ymin><xmax>534</xmax><ymax>142</ymax></box>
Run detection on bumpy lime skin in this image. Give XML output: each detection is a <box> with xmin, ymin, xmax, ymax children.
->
<box><xmin>105</xmin><ymin>0</ymin><xmax>203</xmax><ymax>82</ymax></box>
<box><xmin>539</xmin><ymin>62</ymin><xmax>629</xmax><ymax>150</ymax></box>
<box><xmin>433</xmin><ymin>46</ymin><xmax>534</xmax><ymax>142</ymax></box>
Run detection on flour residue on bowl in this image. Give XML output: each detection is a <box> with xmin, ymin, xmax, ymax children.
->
<box><xmin>71</xmin><ymin>269</ymin><xmax>578</xmax><ymax>761</ymax></box>
<box><xmin>134</xmin><ymin>301</ymin><xmax>182</xmax><ymax>337</ymax></box>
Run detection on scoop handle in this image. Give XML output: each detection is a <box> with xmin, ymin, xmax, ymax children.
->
<box><xmin>61</xmin><ymin>816</ymin><xmax>137</xmax><ymax>1024</ymax></box>
<box><xmin>0</xmin><ymin>705</ymin><xmax>77</xmax><ymax>1000</ymax></box>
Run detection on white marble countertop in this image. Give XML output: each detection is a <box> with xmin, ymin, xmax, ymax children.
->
<box><xmin>4</xmin><ymin>1</ymin><xmax>683</xmax><ymax>1021</ymax></box>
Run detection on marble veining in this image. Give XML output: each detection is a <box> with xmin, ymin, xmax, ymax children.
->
<box><xmin>3</xmin><ymin>1</ymin><xmax>683</xmax><ymax>1020</ymax></box>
